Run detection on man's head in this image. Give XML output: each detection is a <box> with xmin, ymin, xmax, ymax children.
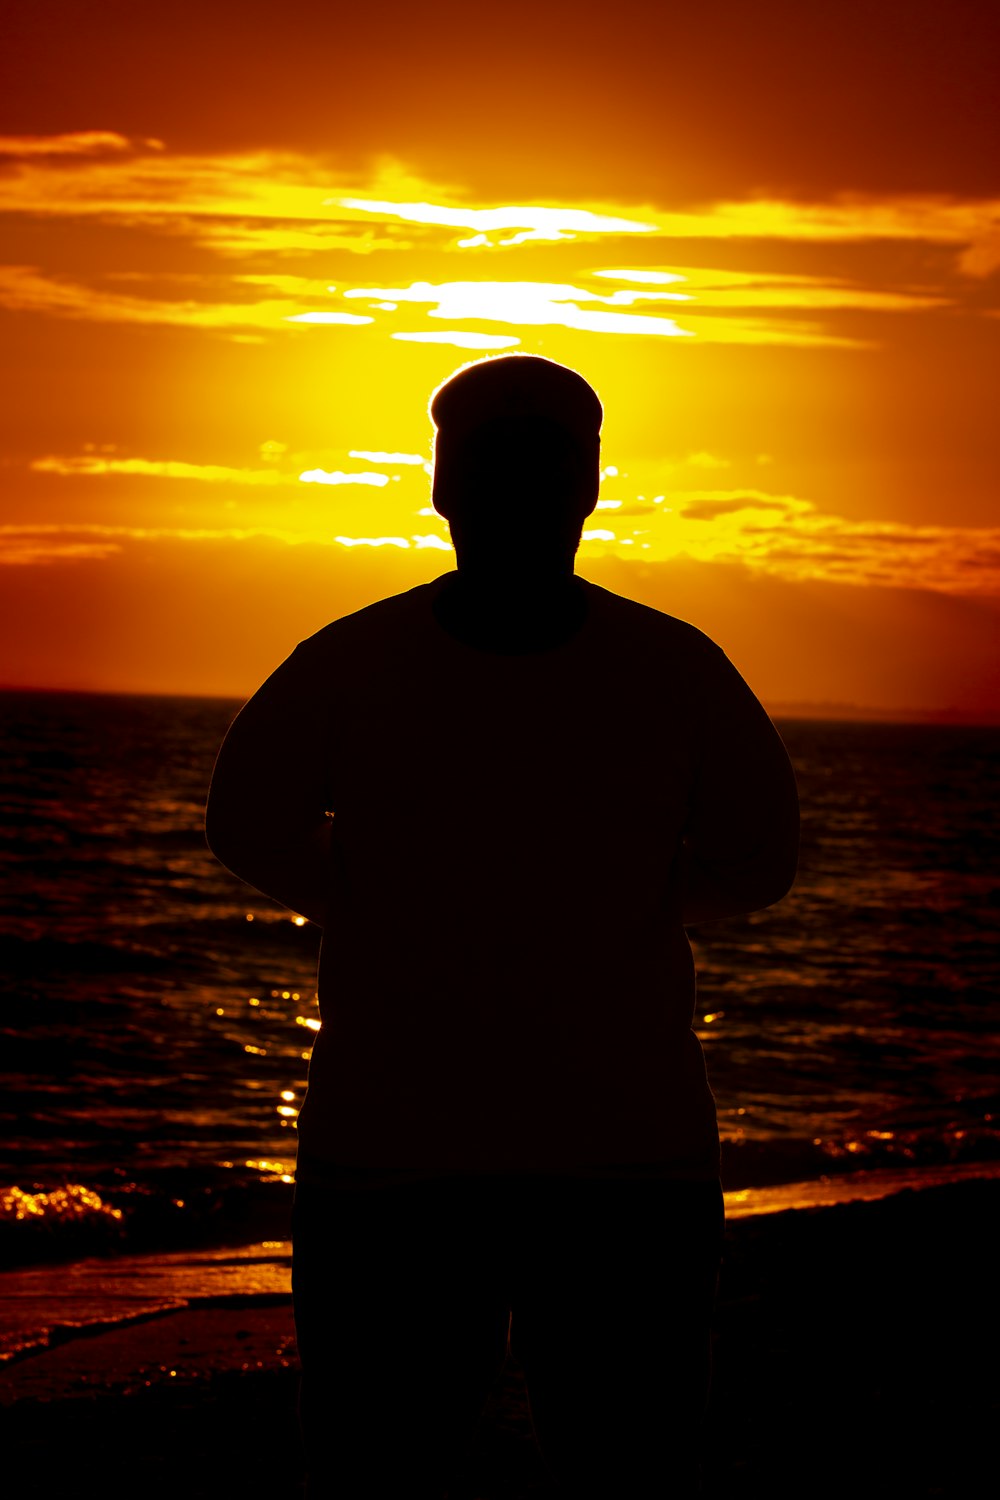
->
<box><xmin>430</xmin><ymin>356</ymin><xmax>603</xmax><ymax>571</ymax></box>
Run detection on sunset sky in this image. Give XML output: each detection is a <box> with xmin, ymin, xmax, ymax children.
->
<box><xmin>2</xmin><ymin>0</ymin><xmax>998</xmax><ymax>718</ymax></box>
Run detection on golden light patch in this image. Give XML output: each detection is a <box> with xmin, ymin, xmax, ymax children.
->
<box><xmin>336</xmin><ymin>197</ymin><xmax>657</xmax><ymax>241</ymax></box>
<box><xmin>338</xmin><ymin>280</ymin><xmax>694</xmax><ymax>339</ymax></box>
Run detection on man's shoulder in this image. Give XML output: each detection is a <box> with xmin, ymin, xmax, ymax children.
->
<box><xmin>294</xmin><ymin>578</ymin><xmax>443</xmax><ymax>658</ymax></box>
<box><xmin>580</xmin><ymin>577</ymin><xmax>724</xmax><ymax>661</ymax></box>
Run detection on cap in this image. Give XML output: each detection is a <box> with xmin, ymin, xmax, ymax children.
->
<box><xmin>430</xmin><ymin>355</ymin><xmax>602</xmax><ymax>448</ymax></box>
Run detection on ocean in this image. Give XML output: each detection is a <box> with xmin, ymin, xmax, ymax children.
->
<box><xmin>2</xmin><ymin>689</ymin><xmax>998</xmax><ymax>1270</ymax></box>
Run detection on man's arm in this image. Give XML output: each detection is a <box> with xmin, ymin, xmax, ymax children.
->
<box><xmin>205</xmin><ymin>643</ymin><xmax>334</xmax><ymax>927</ymax></box>
<box><xmin>680</xmin><ymin>643</ymin><xmax>799</xmax><ymax>925</ymax></box>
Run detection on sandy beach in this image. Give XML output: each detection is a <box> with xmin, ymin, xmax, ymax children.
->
<box><xmin>2</xmin><ymin>1174</ymin><xmax>996</xmax><ymax>1498</ymax></box>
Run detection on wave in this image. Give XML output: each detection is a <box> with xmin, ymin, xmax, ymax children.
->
<box><xmin>0</xmin><ymin>1176</ymin><xmax>294</xmax><ymax>1270</ymax></box>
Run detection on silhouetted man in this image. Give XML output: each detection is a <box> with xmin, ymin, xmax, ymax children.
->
<box><xmin>206</xmin><ymin>355</ymin><xmax>799</xmax><ymax>1497</ymax></box>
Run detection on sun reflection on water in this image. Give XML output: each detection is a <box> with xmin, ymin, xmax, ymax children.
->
<box><xmin>0</xmin><ymin>1184</ymin><xmax>123</xmax><ymax>1224</ymax></box>
<box><xmin>243</xmin><ymin>1158</ymin><xmax>295</xmax><ymax>1184</ymax></box>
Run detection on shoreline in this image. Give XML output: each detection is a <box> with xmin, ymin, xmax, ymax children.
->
<box><xmin>1</xmin><ymin>1174</ymin><xmax>997</xmax><ymax>1496</ymax></box>
<box><xmin>722</xmin><ymin>1154</ymin><xmax>1000</xmax><ymax>1215</ymax></box>
<box><xmin>3</xmin><ymin>1159</ymin><xmax>999</xmax><ymax>1366</ymax></box>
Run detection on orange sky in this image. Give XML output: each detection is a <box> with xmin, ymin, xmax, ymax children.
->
<box><xmin>2</xmin><ymin>0</ymin><xmax>998</xmax><ymax>719</ymax></box>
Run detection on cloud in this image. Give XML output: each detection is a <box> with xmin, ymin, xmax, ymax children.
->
<box><xmin>32</xmin><ymin>453</ymin><xmax>397</xmax><ymax>490</ymax></box>
<box><xmin>9</xmin><ymin>477</ymin><xmax>996</xmax><ymax>598</ymax></box>
<box><xmin>340</xmin><ymin>280</ymin><xmax>695</xmax><ymax>339</ymax></box>
<box><xmin>333</xmin><ymin>535</ymin><xmax>410</xmax><ymax>548</ymax></box>
<box><xmin>286</xmin><ymin>311</ymin><xmax>374</xmax><ymax>325</ymax></box>
<box><xmin>0</xmin><ymin>537</ymin><xmax>124</xmax><ymax>566</ymax></box>
<box><xmin>336</xmin><ymin>197</ymin><xmax>656</xmax><ymax>241</ymax></box>
<box><xmin>0</xmin><ymin>522</ymin><xmax>449</xmax><ymax>564</ymax></box>
<box><xmin>0</xmin><ymin>259</ymin><xmax>934</xmax><ymax>349</ymax></box>
<box><xmin>0</xmin><ymin>140</ymin><xmax>990</xmax><ymax>349</ymax></box>
<box><xmin>178</xmin><ymin>222</ymin><xmax>409</xmax><ymax>258</ymax></box>
<box><xmin>349</xmin><ymin>450</ymin><xmax>427</xmax><ymax>466</ymax></box>
<box><xmin>0</xmin><ymin>522</ymin><xmax>296</xmax><ymax>565</ymax></box>
<box><xmin>0</xmin><ymin>265</ymin><xmax>372</xmax><ymax>336</ymax></box>
<box><xmin>594</xmin><ymin>269</ymin><xmax>687</xmax><ymax>286</ymax></box>
<box><xmin>678</xmin><ymin>495</ymin><xmax>793</xmax><ymax>519</ymax></box>
<box><xmin>24</xmin><ymin>437</ymin><xmax>1000</xmax><ymax>597</ymax></box>
<box><xmin>391</xmin><ymin>331</ymin><xmax>521</xmax><ymax>349</ymax></box>
<box><xmin>595</xmin><ymin>265</ymin><xmax>950</xmax><ymax>313</ymax></box>
<box><xmin>957</xmin><ymin>230</ymin><xmax>1000</xmax><ymax>278</ymax></box>
<box><xmin>336</xmin><ymin>193</ymin><xmax>1000</xmax><ymax>270</ymax></box>
<box><xmin>683</xmin><ymin>453</ymin><xmax>732</xmax><ymax>470</ymax></box>
<box><xmin>285</xmin><ymin>277</ymin><xmax>895</xmax><ymax>348</ymax></box>
<box><xmin>646</xmin><ymin>490</ymin><xmax>1000</xmax><ymax>594</ymax></box>
<box><xmin>631</xmin><ymin>197</ymin><xmax>1000</xmax><ymax>259</ymax></box>
<box><xmin>0</xmin><ymin>132</ymin><xmax>162</xmax><ymax>159</ymax></box>
<box><xmin>2</xmin><ymin>136</ymin><xmax>997</xmax><ymax>271</ymax></box>
<box><xmin>31</xmin><ymin>454</ymin><xmax>292</xmax><ymax>484</ymax></box>
<box><xmin>0</xmin><ymin>140</ymin><xmax>338</xmax><ymax>222</ymax></box>
<box><xmin>28</xmin><ymin>438</ymin><xmax>998</xmax><ymax>598</ymax></box>
<box><xmin>0</xmin><ymin>261</ymin><xmax>877</xmax><ymax>346</ymax></box>
<box><xmin>299</xmin><ymin>470</ymin><xmax>390</xmax><ymax>488</ymax></box>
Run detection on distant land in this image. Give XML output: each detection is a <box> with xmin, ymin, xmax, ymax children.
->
<box><xmin>766</xmin><ymin>701</ymin><xmax>1000</xmax><ymax>727</ymax></box>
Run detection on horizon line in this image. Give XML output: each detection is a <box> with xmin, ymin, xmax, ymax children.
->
<box><xmin>1</xmin><ymin>682</ymin><xmax>997</xmax><ymax>729</ymax></box>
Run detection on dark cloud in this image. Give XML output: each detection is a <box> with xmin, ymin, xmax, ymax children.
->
<box><xmin>604</xmin><ymin>501</ymin><xmax>658</xmax><ymax>517</ymax></box>
<box><xmin>0</xmin><ymin>132</ymin><xmax>158</xmax><ymax>163</ymax></box>
<box><xmin>679</xmin><ymin>497</ymin><xmax>793</xmax><ymax>520</ymax></box>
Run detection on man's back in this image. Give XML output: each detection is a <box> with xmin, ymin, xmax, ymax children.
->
<box><xmin>210</xmin><ymin>571</ymin><xmax>797</xmax><ymax>1179</ymax></box>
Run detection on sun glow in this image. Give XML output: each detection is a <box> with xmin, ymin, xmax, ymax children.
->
<box><xmin>335</xmin><ymin>197</ymin><xmax>657</xmax><ymax>241</ymax></box>
<box><xmin>2</xmin><ymin>127</ymin><xmax>997</xmax><ymax>716</ymax></box>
